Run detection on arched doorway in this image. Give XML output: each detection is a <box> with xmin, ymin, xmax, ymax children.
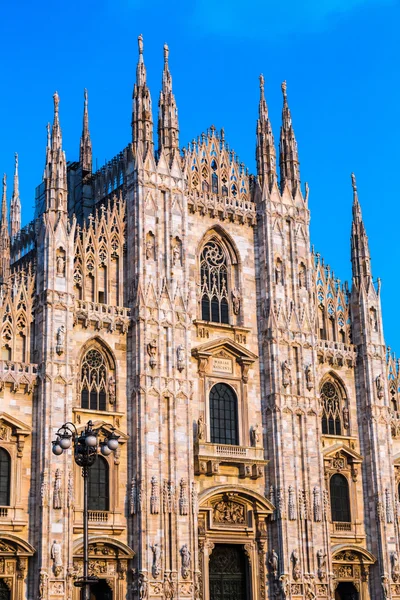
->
<box><xmin>0</xmin><ymin>580</ymin><xmax>10</xmax><ymax>600</ymax></box>
<box><xmin>335</xmin><ymin>581</ymin><xmax>359</xmax><ymax>600</ymax></box>
<box><xmin>86</xmin><ymin>579</ymin><xmax>113</xmax><ymax>600</ymax></box>
<box><xmin>209</xmin><ymin>544</ymin><xmax>249</xmax><ymax>600</ymax></box>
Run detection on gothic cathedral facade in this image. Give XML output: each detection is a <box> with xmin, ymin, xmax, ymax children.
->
<box><xmin>0</xmin><ymin>36</ymin><xmax>398</xmax><ymax>600</ymax></box>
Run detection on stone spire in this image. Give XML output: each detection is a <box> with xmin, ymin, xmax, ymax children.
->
<box><xmin>279</xmin><ymin>81</ymin><xmax>300</xmax><ymax>195</ymax></box>
<box><xmin>256</xmin><ymin>74</ymin><xmax>277</xmax><ymax>190</ymax></box>
<box><xmin>132</xmin><ymin>34</ymin><xmax>154</xmax><ymax>155</ymax></box>
<box><xmin>0</xmin><ymin>174</ymin><xmax>10</xmax><ymax>281</ymax></box>
<box><xmin>350</xmin><ymin>173</ymin><xmax>372</xmax><ymax>286</ymax></box>
<box><xmin>80</xmin><ymin>88</ymin><xmax>92</xmax><ymax>174</ymax></box>
<box><xmin>44</xmin><ymin>92</ymin><xmax>68</xmax><ymax>213</ymax></box>
<box><xmin>158</xmin><ymin>43</ymin><xmax>179</xmax><ymax>161</ymax></box>
<box><xmin>10</xmin><ymin>153</ymin><xmax>21</xmax><ymax>239</ymax></box>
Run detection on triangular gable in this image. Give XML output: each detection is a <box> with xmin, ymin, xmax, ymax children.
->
<box><xmin>323</xmin><ymin>441</ymin><xmax>363</xmax><ymax>464</ymax></box>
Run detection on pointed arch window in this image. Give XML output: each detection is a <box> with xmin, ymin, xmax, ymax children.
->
<box><xmin>201</xmin><ymin>241</ymin><xmax>229</xmax><ymax>324</ymax></box>
<box><xmin>330</xmin><ymin>474</ymin><xmax>351</xmax><ymax>522</ymax></box>
<box><xmin>80</xmin><ymin>348</ymin><xmax>108</xmax><ymax>411</ymax></box>
<box><xmin>0</xmin><ymin>447</ymin><xmax>11</xmax><ymax>506</ymax></box>
<box><xmin>88</xmin><ymin>456</ymin><xmax>109</xmax><ymax>511</ymax></box>
<box><xmin>210</xmin><ymin>383</ymin><xmax>239</xmax><ymax>445</ymax></box>
<box><xmin>321</xmin><ymin>381</ymin><xmax>344</xmax><ymax>436</ymax></box>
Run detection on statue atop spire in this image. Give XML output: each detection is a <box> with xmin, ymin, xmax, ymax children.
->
<box><xmin>0</xmin><ymin>173</ymin><xmax>10</xmax><ymax>282</ymax></box>
<box><xmin>158</xmin><ymin>42</ymin><xmax>179</xmax><ymax>161</ymax></box>
<box><xmin>350</xmin><ymin>173</ymin><xmax>371</xmax><ymax>286</ymax></box>
<box><xmin>80</xmin><ymin>88</ymin><xmax>92</xmax><ymax>173</ymax></box>
<box><xmin>279</xmin><ymin>80</ymin><xmax>300</xmax><ymax>195</ymax></box>
<box><xmin>10</xmin><ymin>153</ymin><xmax>21</xmax><ymax>240</ymax></box>
<box><xmin>256</xmin><ymin>74</ymin><xmax>277</xmax><ymax>190</ymax></box>
<box><xmin>43</xmin><ymin>92</ymin><xmax>67</xmax><ymax>214</ymax></box>
<box><xmin>132</xmin><ymin>34</ymin><xmax>154</xmax><ymax>154</ymax></box>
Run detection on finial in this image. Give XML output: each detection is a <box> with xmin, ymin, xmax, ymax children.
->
<box><xmin>53</xmin><ymin>91</ymin><xmax>59</xmax><ymax>114</ymax></box>
<box><xmin>281</xmin><ymin>80</ymin><xmax>287</xmax><ymax>102</ymax></box>
<box><xmin>46</xmin><ymin>122</ymin><xmax>51</xmax><ymax>145</ymax></box>
<box><xmin>14</xmin><ymin>152</ymin><xmax>18</xmax><ymax>171</ymax></box>
<box><xmin>138</xmin><ymin>34</ymin><xmax>144</xmax><ymax>55</ymax></box>
<box><xmin>259</xmin><ymin>74</ymin><xmax>264</xmax><ymax>90</ymax></box>
<box><xmin>351</xmin><ymin>172</ymin><xmax>357</xmax><ymax>192</ymax></box>
<box><xmin>84</xmin><ymin>88</ymin><xmax>88</xmax><ymax>107</ymax></box>
<box><xmin>2</xmin><ymin>173</ymin><xmax>6</xmax><ymax>190</ymax></box>
<box><xmin>164</xmin><ymin>43</ymin><xmax>169</xmax><ymax>64</ymax></box>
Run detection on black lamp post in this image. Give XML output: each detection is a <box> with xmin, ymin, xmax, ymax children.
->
<box><xmin>52</xmin><ymin>420</ymin><xmax>119</xmax><ymax>600</ymax></box>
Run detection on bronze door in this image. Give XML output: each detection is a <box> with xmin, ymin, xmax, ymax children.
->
<box><xmin>209</xmin><ymin>545</ymin><xmax>248</xmax><ymax>600</ymax></box>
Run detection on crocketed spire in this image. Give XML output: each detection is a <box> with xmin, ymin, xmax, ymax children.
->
<box><xmin>158</xmin><ymin>43</ymin><xmax>179</xmax><ymax>161</ymax></box>
<box><xmin>279</xmin><ymin>81</ymin><xmax>300</xmax><ymax>195</ymax></box>
<box><xmin>256</xmin><ymin>74</ymin><xmax>277</xmax><ymax>190</ymax></box>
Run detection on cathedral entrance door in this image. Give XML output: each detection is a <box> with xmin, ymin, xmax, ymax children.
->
<box><xmin>209</xmin><ymin>544</ymin><xmax>249</xmax><ymax>600</ymax></box>
<box><xmin>0</xmin><ymin>580</ymin><xmax>10</xmax><ymax>600</ymax></box>
<box><xmin>335</xmin><ymin>582</ymin><xmax>359</xmax><ymax>600</ymax></box>
<box><xmin>81</xmin><ymin>580</ymin><xmax>113</xmax><ymax>600</ymax></box>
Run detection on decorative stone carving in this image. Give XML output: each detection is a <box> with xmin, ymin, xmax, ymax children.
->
<box><xmin>147</xmin><ymin>339</ymin><xmax>158</xmax><ymax>369</ymax></box>
<box><xmin>268</xmin><ymin>549</ymin><xmax>279</xmax><ymax>579</ymax></box>
<box><xmin>381</xmin><ymin>575</ymin><xmax>389</xmax><ymax>598</ymax></box>
<box><xmin>179</xmin><ymin>479</ymin><xmax>189</xmax><ymax>515</ymax></box>
<box><xmin>137</xmin><ymin>573</ymin><xmax>148</xmax><ymax>600</ymax></box>
<box><xmin>213</xmin><ymin>499</ymin><xmax>245</xmax><ymax>524</ymax></box>
<box><xmin>304</xmin><ymin>574</ymin><xmax>316</xmax><ymax>599</ymax></box>
<box><xmin>191</xmin><ymin>482</ymin><xmax>198</xmax><ymax>515</ymax></box>
<box><xmin>56</xmin><ymin>325</ymin><xmax>65</xmax><ymax>355</ymax></box>
<box><xmin>269</xmin><ymin>485</ymin><xmax>276</xmax><ymax>521</ymax></box>
<box><xmin>163</xmin><ymin>480</ymin><xmax>175</xmax><ymax>514</ymax></box>
<box><xmin>51</xmin><ymin>540</ymin><xmax>63</xmax><ymax>577</ymax></box>
<box><xmin>39</xmin><ymin>570</ymin><xmax>48</xmax><ymax>599</ymax></box>
<box><xmin>282</xmin><ymin>360</ymin><xmax>291</xmax><ymax>388</ymax></box>
<box><xmin>313</xmin><ymin>486</ymin><xmax>322</xmax><ymax>522</ymax></box>
<box><xmin>323</xmin><ymin>489</ymin><xmax>330</xmax><ymax>521</ymax></box>
<box><xmin>342</xmin><ymin>405</ymin><xmax>349</xmax><ymax>430</ymax></box>
<box><xmin>250</xmin><ymin>423</ymin><xmax>262</xmax><ymax>447</ymax></box>
<box><xmin>231</xmin><ymin>288</ymin><xmax>241</xmax><ymax>315</ymax></box>
<box><xmin>317</xmin><ymin>549</ymin><xmax>326</xmax><ymax>580</ymax></box>
<box><xmin>41</xmin><ymin>471</ymin><xmax>49</xmax><ymax>508</ymax></box>
<box><xmin>299</xmin><ymin>489</ymin><xmax>309</xmax><ymax>520</ymax></box>
<box><xmin>56</xmin><ymin>253</ymin><xmax>65</xmax><ymax>277</ymax></box>
<box><xmin>392</xmin><ymin>552</ymin><xmax>400</xmax><ymax>582</ymax></box>
<box><xmin>176</xmin><ymin>344</ymin><xmax>185</xmax><ymax>372</ymax></box>
<box><xmin>180</xmin><ymin>544</ymin><xmax>191</xmax><ymax>579</ymax></box>
<box><xmin>145</xmin><ymin>232</ymin><xmax>155</xmax><ymax>260</ymax></box>
<box><xmin>172</xmin><ymin>239</ymin><xmax>182</xmax><ymax>266</ymax></box>
<box><xmin>150</xmin><ymin>476</ymin><xmax>160</xmax><ymax>514</ymax></box>
<box><xmin>291</xmin><ymin>549</ymin><xmax>301</xmax><ymax>581</ymax></box>
<box><xmin>299</xmin><ymin>263</ymin><xmax>307</xmax><ymax>289</ymax></box>
<box><xmin>305</xmin><ymin>364</ymin><xmax>313</xmax><ymax>390</ymax></box>
<box><xmin>53</xmin><ymin>468</ymin><xmax>62</xmax><ymax>509</ymax></box>
<box><xmin>197</xmin><ymin>415</ymin><xmax>205</xmax><ymax>441</ymax></box>
<box><xmin>376</xmin><ymin>494</ymin><xmax>384</xmax><ymax>522</ymax></box>
<box><xmin>163</xmin><ymin>573</ymin><xmax>175</xmax><ymax>599</ymax></box>
<box><xmin>386</xmin><ymin>488</ymin><xmax>394</xmax><ymax>523</ymax></box>
<box><xmin>288</xmin><ymin>485</ymin><xmax>296</xmax><ymax>520</ymax></box>
<box><xmin>108</xmin><ymin>375</ymin><xmax>116</xmax><ymax>404</ymax></box>
<box><xmin>130</xmin><ymin>477</ymin><xmax>137</xmax><ymax>515</ymax></box>
<box><xmin>67</xmin><ymin>470</ymin><xmax>74</xmax><ymax>509</ymax></box>
<box><xmin>276</xmin><ymin>487</ymin><xmax>285</xmax><ymax>519</ymax></box>
<box><xmin>376</xmin><ymin>373</ymin><xmax>384</xmax><ymax>399</ymax></box>
<box><xmin>150</xmin><ymin>543</ymin><xmax>161</xmax><ymax>578</ymax></box>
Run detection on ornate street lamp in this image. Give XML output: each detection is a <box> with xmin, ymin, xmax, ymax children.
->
<box><xmin>52</xmin><ymin>420</ymin><xmax>119</xmax><ymax>600</ymax></box>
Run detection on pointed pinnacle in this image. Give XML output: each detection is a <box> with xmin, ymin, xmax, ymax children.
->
<box><xmin>53</xmin><ymin>91</ymin><xmax>59</xmax><ymax>115</ymax></box>
<box><xmin>1</xmin><ymin>173</ymin><xmax>7</xmax><ymax>220</ymax></box>
<box><xmin>164</xmin><ymin>43</ymin><xmax>169</xmax><ymax>65</ymax></box>
<box><xmin>138</xmin><ymin>34</ymin><xmax>144</xmax><ymax>57</ymax></box>
<box><xmin>281</xmin><ymin>80</ymin><xmax>288</xmax><ymax>102</ymax></box>
<box><xmin>13</xmin><ymin>153</ymin><xmax>19</xmax><ymax>196</ymax></box>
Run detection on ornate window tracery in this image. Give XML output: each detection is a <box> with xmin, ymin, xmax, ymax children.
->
<box><xmin>330</xmin><ymin>473</ymin><xmax>351</xmax><ymax>522</ymax></box>
<box><xmin>210</xmin><ymin>383</ymin><xmax>239</xmax><ymax>445</ymax></box>
<box><xmin>0</xmin><ymin>447</ymin><xmax>11</xmax><ymax>506</ymax></box>
<box><xmin>201</xmin><ymin>241</ymin><xmax>229</xmax><ymax>324</ymax></box>
<box><xmin>80</xmin><ymin>349</ymin><xmax>108</xmax><ymax>411</ymax></box>
<box><xmin>321</xmin><ymin>381</ymin><xmax>345</xmax><ymax>436</ymax></box>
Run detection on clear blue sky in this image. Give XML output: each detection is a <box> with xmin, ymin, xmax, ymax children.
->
<box><xmin>1</xmin><ymin>0</ymin><xmax>399</xmax><ymax>349</ymax></box>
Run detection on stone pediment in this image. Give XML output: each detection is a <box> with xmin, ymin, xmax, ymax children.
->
<box><xmin>323</xmin><ymin>441</ymin><xmax>363</xmax><ymax>464</ymax></box>
<box><xmin>0</xmin><ymin>412</ymin><xmax>31</xmax><ymax>439</ymax></box>
<box><xmin>192</xmin><ymin>337</ymin><xmax>258</xmax><ymax>382</ymax></box>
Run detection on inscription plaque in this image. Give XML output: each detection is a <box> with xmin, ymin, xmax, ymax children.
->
<box><xmin>213</xmin><ymin>357</ymin><xmax>233</xmax><ymax>374</ymax></box>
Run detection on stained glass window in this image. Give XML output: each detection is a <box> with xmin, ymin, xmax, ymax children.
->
<box><xmin>201</xmin><ymin>241</ymin><xmax>229</xmax><ymax>324</ymax></box>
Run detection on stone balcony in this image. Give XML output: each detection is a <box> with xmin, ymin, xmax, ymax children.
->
<box><xmin>316</xmin><ymin>339</ymin><xmax>357</xmax><ymax>368</ymax></box>
<box><xmin>0</xmin><ymin>505</ymin><xmax>28</xmax><ymax>532</ymax></box>
<box><xmin>194</xmin><ymin>441</ymin><xmax>267</xmax><ymax>479</ymax></box>
<box><xmin>187</xmin><ymin>191</ymin><xmax>257</xmax><ymax>226</ymax></box>
<box><xmin>0</xmin><ymin>361</ymin><xmax>38</xmax><ymax>393</ymax></box>
<box><xmin>74</xmin><ymin>300</ymin><xmax>131</xmax><ymax>333</ymax></box>
<box><xmin>73</xmin><ymin>509</ymin><xmax>125</xmax><ymax>534</ymax></box>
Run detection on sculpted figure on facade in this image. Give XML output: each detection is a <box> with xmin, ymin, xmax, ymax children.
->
<box><xmin>180</xmin><ymin>544</ymin><xmax>191</xmax><ymax>579</ymax></box>
<box><xmin>231</xmin><ymin>288</ymin><xmax>241</xmax><ymax>315</ymax></box>
<box><xmin>376</xmin><ymin>373</ymin><xmax>384</xmax><ymax>399</ymax></box>
<box><xmin>108</xmin><ymin>375</ymin><xmax>116</xmax><ymax>404</ymax></box>
<box><xmin>282</xmin><ymin>360</ymin><xmax>291</xmax><ymax>388</ymax></box>
<box><xmin>150</xmin><ymin>543</ymin><xmax>161</xmax><ymax>578</ymax></box>
<box><xmin>150</xmin><ymin>476</ymin><xmax>160</xmax><ymax>514</ymax></box>
<box><xmin>172</xmin><ymin>239</ymin><xmax>181</xmax><ymax>266</ymax></box>
<box><xmin>268</xmin><ymin>549</ymin><xmax>279</xmax><ymax>579</ymax></box>
<box><xmin>305</xmin><ymin>364</ymin><xmax>313</xmax><ymax>390</ymax></box>
<box><xmin>56</xmin><ymin>325</ymin><xmax>65</xmax><ymax>355</ymax></box>
<box><xmin>51</xmin><ymin>540</ymin><xmax>63</xmax><ymax>577</ymax></box>
<box><xmin>53</xmin><ymin>468</ymin><xmax>62</xmax><ymax>509</ymax></box>
<box><xmin>147</xmin><ymin>339</ymin><xmax>158</xmax><ymax>369</ymax></box>
<box><xmin>317</xmin><ymin>549</ymin><xmax>326</xmax><ymax>580</ymax></box>
<box><xmin>197</xmin><ymin>414</ymin><xmax>205</xmax><ymax>441</ymax></box>
<box><xmin>56</xmin><ymin>253</ymin><xmax>65</xmax><ymax>277</ymax></box>
<box><xmin>251</xmin><ymin>423</ymin><xmax>261</xmax><ymax>447</ymax></box>
<box><xmin>176</xmin><ymin>344</ymin><xmax>185</xmax><ymax>372</ymax></box>
<box><xmin>392</xmin><ymin>552</ymin><xmax>400</xmax><ymax>582</ymax></box>
<box><xmin>291</xmin><ymin>549</ymin><xmax>301</xmax><ymax>581</ymax></box>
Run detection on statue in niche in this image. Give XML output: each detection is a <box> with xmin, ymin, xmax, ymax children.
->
<box><xmin>317</xmin><ymin>549</ymin><xmax>326</xmax><ymax>579</ymax></box>
<box><xmin>172</xmin><ymin>240</ymin><xmax>181</xmax><ymax>266</ymax></box>
<box><xmin>275</xmin><ymin>258</ymin><xmax>283</xmax><ymax>285</ymax></box>
<box><xmin>147</xmin><ymin>339</ymin><xmax>157</xmax><ymax>369</ymax></box>
<box><xmin>282</xmin><ymin>360</ymin><xmax>291</xmax><ymax>388</ymax></box>
<box><xmin>145</xmin><ymin>233</ymin><xmax>155</xmax><ymax>260</ymax></box>
<box><xmin>56</xmin><ymin>326</ymin><xmax>65</xmax><ymax>355</ymax></box>
<box><xmin>108</xmin><ymin>375</ymin><xmax>116</xmax><ymax>404</ymax></box>
<box><xmin>176</xmin><ymin>344</ymin><xmax>185</xmax><ymax>372</ymax></box>
<box><xmin>197</xmin><ymin>415</ymin><xmax>205</xmax><ymax>441</ymax></box>
<box><xmin>51</xmin><ymin>540</ymin><xmax>63</xmax><ymax>577</ymax></box>
<box><xmin>150</xmin><ymin>543</ymin><xmax>161</xmax><ymax>578</ymax></box>
<box><xmin>56</xmin><ymin>253</ymin><xmax>65</xmax><ymax>277</ymax></box>
<box><xmin>180</xmin><ymin>544</ymin><xmax>191</xmax><ymax>579</ymax></box>
<box><xmin>305</xmin><ymin>364</ymin><xmax>313</xmax><ymax>390</ymax></box>
<box><xmin>291</xmin><ymin>549</ymin><xmax>301</xmax><ymax>581</ymax></box>
<box><xmin>342</xmin><ymin>405</ymin><xmax>349</xmax><ymax>429</ymax></box>
<box><xmin>268</xmin><ymin>549</ymin><xmax>279</xmax><ymax>579</ymax></box>
<box><xmin>299</xmin><ymin>263</ymin><xmax>306</xmax><ymax>288</ymax></box>
<box><xmin>376</xmin><ymin>373</ymin><xmax>384</xmax><ymax>399</ymax></box>
<box><xmin>370</xmin><ymin>307</ymin><xmax>378</xmax><ymax>332</ymax></box>
<box><xmin>231</xmin><ymin>288</ymin><xmax>241</xmax><ymax>315</ymax></box>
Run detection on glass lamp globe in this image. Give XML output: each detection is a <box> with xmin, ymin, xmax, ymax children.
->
<box><xmin>59</xmin><ymin>434</ymin><xmax>72</xmax><ymax>449</ymax></box>
<box><xmin>101</xmin><ymin>443</ymin><xmax>112</xmax><ymax>456</ymax></box>
<box><xmin>85</xmin><ymin>434</ymin><xmax>97</xmax><ymax>447</ymax></box>
<box><xmin>107</xmin><ymin>433</ymin><xmax>119</xmax><ymax>451</ymax></box>
<box><xmin>52</xmin><ymin>442</ymin><xmax>63</xmax><ymax>456</ymax></box>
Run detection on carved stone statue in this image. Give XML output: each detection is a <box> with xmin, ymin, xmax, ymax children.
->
<box><xmin>376</xmin><ymin>373</ymin><xmax>384</xmax><ymax>399</ymax></box>
<box><xmin>138</xmin><ymin>573</ymin><xmax>148</xmax><ymax>600</ymax></box>
<box><xmin>56</xmin><ymin>254</ymin><xmax>65</xmax><ymax>277</ymax></box>
<box><xmin>291</xmin><ymin>549</ymin><xmax>301</xmax><ymax>581</ymax></box>
<box><xmin>231</xmin><ymin>288</ymin><xmax>241</xmax><ymax>315</ymax></box>
<box><xmin>282</xmin><ymin>360</ymin><xmax>291</xmax><ymax>388</ymax></box>
<box><xmin>163</xmin><ymin>573</ymin><xmax>174</xmax><ymax>599</ymax></box>
<box><xmin>213</xmin><ymin>499</ymin><xmax>245</xmax><ymax>524</ymax></box>
<box><xmin>299</xmin><ymin>264</ymin><xmax>306</xmax><ymax>289</ymax></box>
<box><xmin>150</xmin><ymin>476</ymin><xmax>159</xmax><ymax>514</ymax></box>
<box><xmin>180</xmin><ymin>544</ymin><xmax>191</xmax><ymax>579</ymax></box>
<box><xmin>179</xmin><ymin>478</ymin><xmax>189</xmax><ymax>516</ymax></box>
<box><xmin>145</xmin><ymin>236</ymin><xmax>154</xmax><ymax>260</ymax></box>
<box><xmin>317</xmin><ymin>549</ymin><xmax>326</xmax><ymax>579</ymax></box>
<box><xmin>392</xmin><ymin>551</ymin><xmax>400</xmax><ymax>582</ymax></box>
<box><xmin>150</xmin><ymin>543</ymin><xmax>161</xmax><ymax>578</ymax></box>
<box><xmin>39</xmin><ymin>571</ymin><xmax>48</xmax><ymax>599</ymax></box>
<box><xmin>305</xmin><ymin>364</ymin><xmax>313</xmax><ymax>390</ymax></box>
<box><xmin>342</xmin><ymin>406</ymin><xmax>350</xmax><ymax>430</ymax></box>
<box><xmin>108</xmin><ymin>375</ymin><xmax>116</xmax><ymax>404</ymax></box>
<box><xmin>51</xmin><ymin>540</ymin><xmax>63</xmax><ymax>577</ymax></box>
<box><xmin>251</xmin><ymin>423</ymin><xmax>261</xmax><ymax>447</ymax></box>
<box><xmin>268</xmin><ymin>549</ymin><xmax>279</xmax><ymax>578</ymax></box>
<box><xmin>147</xmin><ymin>339</ymin><xmax>157</xmax><ymax>369</ymax></box>
<box><xmin>56</xmin><ymin>325</ymin><xmax>65</xmax><ymax>355</ymax></box>
<box><xmin>176</xmin><ymin>344</ymin><xmax>185</xmax><ymax>372</ymax></box>
<box><xmin>381</xmin><ymin>575</ymin><xmax>389</xmax><ymax>599</ymax></box>
<box><xmin>197</xmin><ymin>415</ymin><xmax>205</xmax><ymax>441</ymax></box>
<box><xmin>172</xmin><ymin>242</ymin><xmax>181</xmax><ymax>266</ymax></box>
<box><xmin>275</xmin><ymin>259</ymin><xmax>283</xmax><ymax>285</ymax></box>
<box><xmin>53</xmin><ymin>469</ymin><xmax>62</xmax><ymax>509</ymax></box>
